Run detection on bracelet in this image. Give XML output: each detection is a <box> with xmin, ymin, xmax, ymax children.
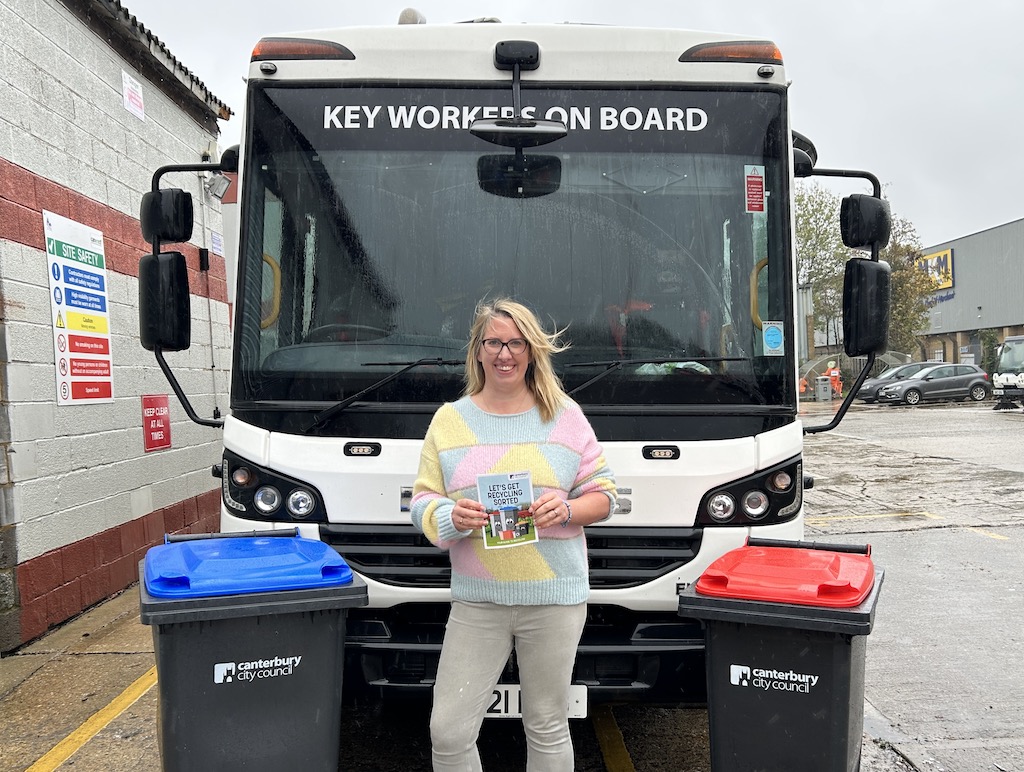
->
<box><xmin>561</xmin><ymin>499</ymin><xmax>572</xmax><ymax>528</ymax></box>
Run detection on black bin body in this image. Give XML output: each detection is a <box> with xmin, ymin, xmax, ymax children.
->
<box><xmin>678</xmin><ymin>545</ymin><xmax>882</xmax><ymax>772</ymax></box>
<box><xmin>139</xmin><ymin>536</ymin><xmax>368</xmax><ymax>772</ymax></box>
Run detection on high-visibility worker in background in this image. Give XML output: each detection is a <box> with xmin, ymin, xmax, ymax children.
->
<box><xmin>827</xmin><ymin>361</ymin><xmax>843</xmax><ymax>396</ymax></box>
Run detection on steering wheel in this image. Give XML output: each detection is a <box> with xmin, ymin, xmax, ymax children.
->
<box><xmin>305</xmin><ymin>324</ymin><xmax>388</xmax><ymax>343</ymax></box>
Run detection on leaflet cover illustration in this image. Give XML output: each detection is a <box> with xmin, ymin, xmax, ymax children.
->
<box><xmin>477</xmin><ymin>471</ymin><xmax>537</xmax><ymax>549</ymax></box>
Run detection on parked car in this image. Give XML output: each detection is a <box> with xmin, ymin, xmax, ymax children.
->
<box><xmin>875</xmin><ymin>364</ymin><xmax>991</xmax><ymax>405</ymax></box>
<box><xmin>857</xmin><ymin>362</ymin><xmax>939</xmax><ymax>403</ymax></box>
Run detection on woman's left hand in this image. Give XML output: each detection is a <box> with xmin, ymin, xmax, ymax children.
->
<box><xmin>529</xmin><ymin>493</ymin><xmax>571</xmax><ymax>529</ymax></box>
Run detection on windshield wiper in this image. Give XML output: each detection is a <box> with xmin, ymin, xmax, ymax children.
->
<box><xmin>305</xmin><ymin>358</ymin><xmax>463</xmax><ymax>432</ymax></box>
<box><xmin>565</xmin><ymin>357</ymin><xmax>743</xmax><ymax>398</ymax></box>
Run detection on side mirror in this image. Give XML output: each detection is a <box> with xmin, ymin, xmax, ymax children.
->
<box><xmin>793</xmin><ymin>148</ymin><xmax>815</xmax><ymax>178</ymax></box>
<box><xmin>792</xmin><ymin>131</ymin><xmax>818</xmax><ymax>165</ymax></box>
<box><xmin>840</xmin><ymin>194</ymin><xmax>891</xmax><ymax>250</ymax></box>
<box><xmin>843</xmin><ymin>257</ymin><xmax>890</xmax><ymax>357</ymax></box>
<box><xmin>478</xmin><ymin>154</ymin><xmax>561</xmax><ymax>198</ymax></box>
<box><xmin>140</xmin><ymin>189</ymin><xmax>194</xmax><ymax>244</ymax></box>
<box><xmin>139</xmin><ymin>251</ymin><xmax>191</xmax><ymax>351</ymax></box>
<box><xmin>792</xmin><ymin>131</ymin><xmax>818</xmax><ymax>178</ymax></box>
<box><xmin>219</xmin><ymin>145</ymin><xmax>240</xmax><ymax>173</ymax></box>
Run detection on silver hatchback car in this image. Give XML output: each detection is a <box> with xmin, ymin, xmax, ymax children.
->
<box><xmin>856</xmin><ymin>361</ymin><xmax>939</xmax><ymax>403</ymax></box>
<box><xmin>875</xmin><ymin>364</ymin><xmax>991</xmax><ymax>405</ymax></box>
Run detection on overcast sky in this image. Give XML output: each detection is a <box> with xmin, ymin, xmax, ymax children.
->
<box><xmin>121</xmin><ymin>0</ymin><xmax>1022</xmax><ymax>248</ymax></box>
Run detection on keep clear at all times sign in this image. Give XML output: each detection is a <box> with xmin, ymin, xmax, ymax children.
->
<box><xmin>44</xmin><ymin>211</ymin><xmax>114</xmax><ymax>405</ymax></box>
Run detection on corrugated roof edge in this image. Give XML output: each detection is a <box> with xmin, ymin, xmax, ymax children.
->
<box><xmin>67</xmin><ymin>0</ymin><xmax>233</xmax><ymax>122</ymax></box>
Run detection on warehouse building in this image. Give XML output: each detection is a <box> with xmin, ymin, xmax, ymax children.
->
<box><xmin>917</xmin><ymin>218</ymin><xmax>1024</xmax><ymax>366</ymax></box>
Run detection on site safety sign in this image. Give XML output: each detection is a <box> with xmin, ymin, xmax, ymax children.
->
<box><xmin>44</xmin><ymin>211</ymin><xmax>114</xmax><ymax>405</ymax></box>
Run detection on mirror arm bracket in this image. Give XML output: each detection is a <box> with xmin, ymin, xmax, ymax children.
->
<box><xmin>154</xmin><ymin>348</ymin><xmax>224</xmax><ymax>429</ymax></box>
<box><xmin>149</xmin><ymin>160</ymin><xmax>233</xmax><ymax>254</ymax></box>
<box><xmin>801</xmin><ymin>168</ymin><xmax>884</xmax><ymax>260</ymax></box>
<box><xmin>510</xmin><ymin>62</ymin><xmax>523</xmax><ymax>117</ymax></box>
<box><xmin>803</xmin><ymin>352</ymin><xmax>876</xmax><ymax>435</ymax></box>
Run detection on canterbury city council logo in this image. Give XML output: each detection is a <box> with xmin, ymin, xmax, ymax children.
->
<box><xmin>213</xmin><ymin>655</ymin><xmax>303</xmax><ymax>684</ymax></box>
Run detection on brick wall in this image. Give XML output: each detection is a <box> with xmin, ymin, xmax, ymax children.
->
<box><xmin>0</xmin><ymin>0</ymin><xmax>232</xmax><ymax>651</ymax></box>
<box><xmin>14</xmin><ymin>490</ymin><xmax>220</xmax><ymax>647</ymax></box>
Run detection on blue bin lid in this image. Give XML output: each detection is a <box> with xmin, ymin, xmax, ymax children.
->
<box><xmin>143</xmin><ymin>536</ymin><xmax>353</xmax><ymax>598</ymax></box>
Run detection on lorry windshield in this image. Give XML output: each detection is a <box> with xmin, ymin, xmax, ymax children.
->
<box><xmin>233</xmin><ymin>85</ymin><xmax>793</xmax><ymax>413</ymax></box>
<box><xmin>997</xmin><ymin>338</ymin><xmax>1024</xmax><ymax>373</ymax></box>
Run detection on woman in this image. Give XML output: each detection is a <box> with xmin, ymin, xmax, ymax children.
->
<box><xmin>411</xmin><ymin>298</ymin><xmax>617</xmax><ymax>772</ymax></box>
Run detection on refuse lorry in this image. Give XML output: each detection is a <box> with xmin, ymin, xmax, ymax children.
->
<box><xmin>678</xmin><ymin>538</ymin><xmax>883</xmax><ymax>772</ymax></box>
<box><xmin>140</xmin><ymin>530</ymin><xmax>368</xmax><ymax>772</ymax></box>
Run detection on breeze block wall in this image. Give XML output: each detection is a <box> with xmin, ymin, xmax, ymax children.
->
<box><xmin>0</xmin><ymin>0</ymin><xmax>232</xmax><ymax>651</ymax></box>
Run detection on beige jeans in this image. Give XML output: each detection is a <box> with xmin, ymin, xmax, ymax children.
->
<box><xmin>429</xmin><ymin>600</ymin><xmax>588</xmax><ymax>772</ymax></box>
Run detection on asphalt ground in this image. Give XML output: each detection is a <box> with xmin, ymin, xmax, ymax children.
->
<box><xmin>5</xmin><ymin>397</ymin><xmax>1018</xmax><ymax>771</ymax></box>
<box><xmin>801</xmin><ymin>397</ymin><xmax>1024</xmax><ymax>772</ymax></box>
<box><xmin>0</xmin><ymin>583</ymin><xmax>914</xmax><ymax>771</ymax></box>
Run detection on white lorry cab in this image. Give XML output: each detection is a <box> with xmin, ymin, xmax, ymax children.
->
<box><xmin>137</xmin><ymin>14</ymin><xmax>891</xmax><ymax>707</ymax></box>
<box><xmin>993</xmin><ymin>335</ymin><xmax>1024</xmax><ymax>410</ymax></box>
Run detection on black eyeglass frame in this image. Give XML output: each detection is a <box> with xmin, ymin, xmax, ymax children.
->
<box><xmin>480</xmin><ymin>338</ymin><xmax>529</xmax><ymax>355</ymax></box>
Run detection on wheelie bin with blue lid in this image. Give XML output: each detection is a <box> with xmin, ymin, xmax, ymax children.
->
<box><xmin>677</xmin><ymin>538</ymin><xmax>883</xmax><ymax>772</ymax></box>
<box><xmin>139</xmin><ymin>530</ymin><xmax>367</xmax><ymax>772</ymax></box>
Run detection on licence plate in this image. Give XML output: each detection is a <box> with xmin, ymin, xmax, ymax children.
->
<box><xmin>484</xmin><ymin>684</ymin><xmax>588</xmax><ymax>719</ymax></box>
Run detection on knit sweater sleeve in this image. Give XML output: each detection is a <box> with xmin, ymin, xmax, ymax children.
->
<box><xmin>565</xmin><ymin>402</ymin><xmax>618</xmax><ymax>515</ymax></box>
<box><xmin>410</xmin><ymin>406</ymin><xmax>464</xmax><ymax>548</ymax></box>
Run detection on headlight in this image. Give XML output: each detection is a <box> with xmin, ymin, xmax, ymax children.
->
<box><xmin>286</xmin><ymin>489</ymin><xmax>316</xmax><ymax>518</ymax></box>
<box><xmin>221</xmin><ymin>451</ymin><xmax>326</xmax><ymax>521</ymax></box>
<box><xmin>231</xmin><ymin>466</ymin><xmax>254</xmax><ymax>486</ymax></box>
<box><xmin>707</xmin><ymin>493</ymin><xmax>736</xmax><ymax>522</ymax></box>
<box><xmin>767</xmin><ymin>470</ymin><xmax>793</xmax><ymax>493</ymax></box>
<box><xmin>698</xmin><ymin>458</ymin><xmax>801</xmax><ymax>526</ymax></box>
<box><xmin>253</xmin><ymin>486</ymin><xmax>282</xmax><ymax>514</ymax></box>
<box><xmin>741</xmin><ymin>490</ymin><xmax>770</xmax><ymax>519</ymax></box>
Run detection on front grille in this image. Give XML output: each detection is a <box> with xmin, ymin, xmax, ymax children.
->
<box><xmin>321</xmin><ymin>523</ymin><xmax>701</xmax><ymax>589</ymax></box>
<box><xmin>320</xmin><ymin>524</ymin><xmax>451</xmax><ymax>586</ymax></box>
<box><xmin>345</xmin><ymin>603</ymin><xmax>708</xmax><ymax>703</ymax></box>
<box><xmin>586</xmin><ymin>527</ymin><xmax>702</xmax><ymax>588</ymax></box>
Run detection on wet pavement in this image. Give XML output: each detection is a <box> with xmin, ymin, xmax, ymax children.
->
<box><xmin>0</xmin><ymin>584</ymin><xmax>915</xmax><ymax>771</ymax></box>
<box><xmin>4</xmin><ymin>396</ymin><xmax>994</xmax><ymax>771</ymax></box>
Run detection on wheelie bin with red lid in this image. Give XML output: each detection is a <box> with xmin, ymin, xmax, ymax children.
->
<box><xmin>677</xmin><ymin>538</ymin><xmax>883</xmax><ymax>772</ymax></box>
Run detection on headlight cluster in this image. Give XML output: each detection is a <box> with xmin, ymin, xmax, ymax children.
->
<box><xmin>221</xmin><ymin>451</ymin><xmax>326</xmax><ymax>521</ymax></box>
<box><xmin>698</xmin><ymin>460</ymin><xmax>801</xmax><ymax>526</ymax></box>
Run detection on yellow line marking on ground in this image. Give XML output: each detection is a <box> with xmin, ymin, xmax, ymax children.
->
<box><xmin>27</xmin><ymin>666</ymin><xmax>157</xmax><ymax>772</ymax></box>
<box><xmin>591</xmin><ymin>704</ymin><xmax>636</xmax><ymax>772</ymax></box>
<box><xmin>967</xmin><ymin>528</ymin><xmax>1010</xmax><ymax>541</ymax></box>
<box><xmin>805</xmin><ymin>511</ymin><xmax>943</xmax><ymax>526</ymax></box>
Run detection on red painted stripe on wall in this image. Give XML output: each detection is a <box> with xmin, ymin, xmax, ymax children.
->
<box><xmin>15</xmin><ymin>490</ymin><xmax>222</xmax><ymax>648</ymax></box>
<box><xmin>0</xmin><ymin>157</ymin><xmax>227</xmax><ymax>303</ymax></box>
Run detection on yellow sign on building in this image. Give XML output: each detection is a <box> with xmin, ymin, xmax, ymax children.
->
<box><xmin>918</xmin><ymin>248</ymin><xmax>954</xmax><ymax>290</ymax></box>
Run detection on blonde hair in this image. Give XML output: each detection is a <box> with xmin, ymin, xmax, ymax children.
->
<box><xmin>464</xmin><ymin>298</ymin><xmax>569</xmax><ymax>422</ymax></box>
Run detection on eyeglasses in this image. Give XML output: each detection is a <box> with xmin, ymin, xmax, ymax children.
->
<box><xmin>481</xmin><ymin>338</ymin><xmax>528</xmax><ymax>355</ymax></box>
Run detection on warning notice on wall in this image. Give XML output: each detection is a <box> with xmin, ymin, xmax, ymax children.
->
<box><xmin>142</xmin><ymin>394</ymin><xmax>172</xmax><ymax>452</ymax></box>
<box><xmin>44</xmin><ymin>211</ymin><xmax>114</xmax><ymax>405</ymax></box>
<box><xmin>122</xmin><ymin>71</ymin><xmax>145</xmax><ymax>121</ymax></box>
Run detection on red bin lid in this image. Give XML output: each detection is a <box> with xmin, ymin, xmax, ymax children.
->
<box><xmin>695</xmin><ymin>545</ymin><xmax>875</xmax><ymax>608</ymax></box>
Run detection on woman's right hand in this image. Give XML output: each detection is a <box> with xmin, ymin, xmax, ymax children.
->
<box><xmin>453</xmin><ymin>499</ymin><xmax>486</xmax><ymax>531</ymax></box>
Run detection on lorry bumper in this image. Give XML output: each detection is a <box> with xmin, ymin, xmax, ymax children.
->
<box><xmin>344</xmin><ymin>602</ymin><xmax>708</xmax><ymax>705</ymax></box>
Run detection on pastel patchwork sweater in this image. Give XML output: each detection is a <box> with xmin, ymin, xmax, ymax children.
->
<box><xmin>411</xmin><ymin>396</ymin><xmax>617</xmax><ymax>606</ymax></box>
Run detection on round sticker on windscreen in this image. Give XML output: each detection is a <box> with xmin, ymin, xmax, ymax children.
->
<box><xmin>762</xmin><ymin>322</ymin><xmax>784</xmax><ymax>355</ymax></box>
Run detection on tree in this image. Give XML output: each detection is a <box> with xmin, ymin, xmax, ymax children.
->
<box><xmin>881</xmin><ymin>215</ymin><xmax>932</xmax><ymax>355</ymax></box>
<box><xmin>795</xmin><ymin>182</ymin><xmax>933</xmax><ymax>358</ymax></box>
<box><xmin>794</xmin><ymin>182</ymin><xmax>852</xmax><ymax>349</ymax></box>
